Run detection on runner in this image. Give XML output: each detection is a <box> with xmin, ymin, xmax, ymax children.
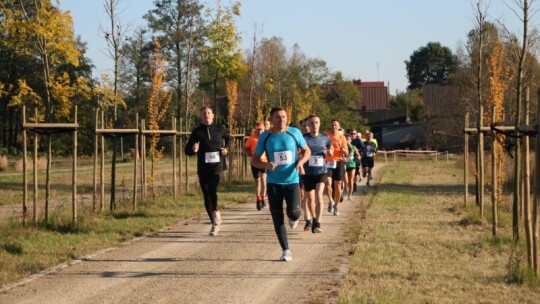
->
<box><xmin>299</xmin><ymin>119</ymin><xmax>312</xmax><ymax>232</ymax></box>
<box><xmin>361</xmin><ymin>132</ymin><xmax>378</xmax><ymax>186</ymax></box>
<box><xmin>303</xmin><ymin>114</ymin><xmax>333</xmax><ymax>233</ymax></box>
<box><xmin>351</xmin><ymin>129</ymin><xmax>364</xmax><ymax>192</ymax></box>
<box><xmin>251</xmin><ymin>107</ymin><xmax>311</xmax><ymax>262</ymax></box>
<box><xmin>325</xmin><ymin>120</ymin><xmax>348</xmax><ymax>216</ymax></box>
<box><xmin>345</xmin><ymin>134</ymin><xmax>360</xmax><ymax>200</ymax></box>
<box><xmin>185</xmin><ymin>106</ymin><xmax>232</xmax><ymax>236</ymax></box>
<box><xmin>243</xmin><ymin>122</ymin><xmax>267</xmax><ymax>210</ymax></box>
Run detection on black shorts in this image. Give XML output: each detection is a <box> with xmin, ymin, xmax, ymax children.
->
<box><xmin>250</xmin><ymin>165</ymin><xmax>266</xmax><ymax>179</ymax></box>
<box><xmin>361</xmin><ymin>157</ymin><xmax>375</xmax><ymax>168</ymax></box>
<box><xmin>303</xmin><ymin>174</ymin><xmax>326</xmax><ymax>191</ymax></box>
<box><xmin>346</xmin><ymin>166</ymin><xmax>356</xmax><ymax>172</ymax></box>
<box><xmin>326</xmin><ymin>160</ymin><xmax>344</xmax><ymax>181</ymax></box>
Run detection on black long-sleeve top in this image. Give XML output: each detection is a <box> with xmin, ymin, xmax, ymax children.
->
<box><xmin>185</xmin><ymin>123</ymin><xmax>232</xmax><ymax>177</ymax></box>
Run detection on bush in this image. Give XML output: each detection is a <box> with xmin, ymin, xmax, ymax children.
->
<box><xmin>0</xmin><ymin>156</ymin><xmax>7</xmax><ymax>171</ymax></box>
<box><xmin>14</xmin><ymin>157</ymin><xmax>47</xmax><ymax>172</ymax></box>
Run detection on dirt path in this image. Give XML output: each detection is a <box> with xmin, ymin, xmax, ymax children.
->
<box><xmin>0</xmin><ymin>168</ymin><xmax>382</xmax><ymax>303</ymax></box>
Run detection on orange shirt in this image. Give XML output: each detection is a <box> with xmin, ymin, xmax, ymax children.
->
<box><xmin>325</xmin><ymin>132</ymin><xmax>348</xmax><ymax>161</ymax></box>
<box><xmin>245</xmin><ymin>133</ymin><xmax>267</xmax><ymax>162</ymax></box>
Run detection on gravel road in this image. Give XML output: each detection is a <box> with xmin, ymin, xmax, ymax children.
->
<box><xmin>0</xmin><ymin>179</ymin><xmax>376</xmax><ymax>304</ymax></box>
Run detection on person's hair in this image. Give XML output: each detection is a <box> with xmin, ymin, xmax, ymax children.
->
<box><xmin>270</xmin><ymin>107</ymin><xmax>286</xmax><ymax>117</ymax></box>
<box><xmin>254</xmin><ymin>121</ymin><xmax>264</xmax><ymax>126</ymax></box>
<box><xmin>306</xmin><ymin>114</ymin><xmax>319</xmax><ymax>121</ymax></box>
<box><xmin>200</xmin><ymin>106</ymin><xmax>213</xmax><ymax>113</ymax></box>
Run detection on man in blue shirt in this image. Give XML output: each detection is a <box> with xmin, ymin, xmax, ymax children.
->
<box><xmin>252</xmin><ymin>107</ymin><xmax>311</xmax><ymax>262</ymax></box>
<box><xmin>303</xmin><ymin>114</ymin><xmax>333</xmax><ymax>233</ymax></box>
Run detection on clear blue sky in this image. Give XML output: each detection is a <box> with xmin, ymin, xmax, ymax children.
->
<box><xmin>60</xmin><ymin>0</ymin><xmax>531</xmax><ymax>93</ymax></box>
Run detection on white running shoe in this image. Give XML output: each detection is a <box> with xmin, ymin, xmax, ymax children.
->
<box><xmin>213</xmin><ymin>211</ymin><xmax>222</xmax><ymax>226</ymax></box>
<box><xmin>280</xmin><ymin>249</ymin><xmax>292</xmax><ymax>262</ymax></box>
<box><xmin>333</xmin><ymin>207</ymin><xmax>340</xmax><ymax>216</ymax></box>
<box><xmin>209</xmin><ymin>225</ymin><xmax>219</xmax><ymax>236</ymax></box>
<box><xmin>289</xmin><ymin>218</ymin><xmax>299</xmax><ymax>229</ymax></box>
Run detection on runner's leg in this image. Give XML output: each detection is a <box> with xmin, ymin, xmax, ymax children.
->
<box><xmin>267</xmin><ymin>183</ymin><xmax>288</xmax><ymax>250</ymax></box>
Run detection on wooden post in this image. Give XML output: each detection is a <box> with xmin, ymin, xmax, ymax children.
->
<box><xmin>93</xmin><ymin>108</ymin><xmax>98</xmax><ymax>212</ymax></box>
<box><xmin>72</xmin><ymin>105</ymin><xmax>78</xmax><ymax>224</ymax></box>
<box><xmin>178</xmin><ymin>118</ymin><xmax>183</xmax><ymax>194</ymax></box>
<box><xmin>22</xmin><ymin>106</ymin><xmax>28</xmax><ymax>225</ymax></box>
<box><xmin>172</xmin><ymin>117</ymin><xmax>177</xmax><ymax>199</ymax></box>
<box><xmin>491</xmin><ymin>109</ymin><xmax>497</xmax><ymax>236</ymax></box>
<box><xmin>523</xmin><ymin>87</ymin><xmax>533</xmax><ymax>266</ymax></box>
<box><xmin>33</xmin><ymin>129</ymin><xmax>38</xmax><ymax>223</ymax></box>
<box><xmin>464</xmin><ymin>112</ymin><xmax>469</xmax><ymax>206</ymax></box>
<box><xmin>479</xmin><ymin>106</ymin><xmax>485</xmax><ymax>219</ymax></box>
<box><xmin>133</xmin><ymin>113</ymin><xmax>139</xmax><ymax>210</ymax></box>
<box><xmin>141</xmin><ymin>119</ymin><xmax>147</xmax><ymax>198</ymax></box>
<box><xmin>533</xmin><ymin>88</ymin><xmax>540</xmax><ymax>274</ymax></box>
<box><xmin>100</xmin><ymin>110</ymin><xmax>105</xmax><ymax>212</ymax></box>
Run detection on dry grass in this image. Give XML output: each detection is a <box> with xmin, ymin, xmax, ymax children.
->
<box><xmin>13</xmin><ymin>157</ymin><xmax>47</xmax><ymax>172</ymax></box>
<box><xmin>338</xmin><ymin>160</ymin><xmax>540</xmax><ymax>303</ymax></box>
<box><xmin>0</xmin><ymin>156</ymin><xmax>7</xmax><ymax>171</ymax></box>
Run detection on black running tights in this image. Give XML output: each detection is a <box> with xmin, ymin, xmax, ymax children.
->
<box><xmin>267</xmin><ymin>183</ymin><xmax>302</xmax><ymax>250</ymax></box>
<box><xmin>199</xmin><ymin>174</ymin><xmax>221</xmax><ymax>225</ymax></box>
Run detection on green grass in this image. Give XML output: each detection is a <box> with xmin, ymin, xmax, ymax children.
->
<box><xmin>0</xmin><ymin>180</ymin><xmax>252</xmax><ymax>287</ymax></box>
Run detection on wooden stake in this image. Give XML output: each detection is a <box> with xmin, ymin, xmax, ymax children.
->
<box><xmin>464</xmin><ymin>112</ymin><xmax>469</xmax><ymax>206</ymax></box>
<box><xmin>491</xmin><ymin>109</ymin><xmax>497</xmax><ymax>236</ymax></box>
<box><xmin>22</xmin><ymin>106</ymin><xmax>28</xmax><ymax>225</ymax></box>
<box><xmin>72</xmin><ymin>106</ymin><xmax>78</xmax><ymax>224</ymax></box>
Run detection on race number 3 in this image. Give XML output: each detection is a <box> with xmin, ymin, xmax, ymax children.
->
<box><xmin>308</xmin><ymin>156</ymin><xmax>324</xmax><ymax>167</ymax></box>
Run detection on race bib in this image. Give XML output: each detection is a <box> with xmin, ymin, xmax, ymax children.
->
<box><xmin>274</xmin><ymin>150</ymin><xmax>292</xmax><ymax>165</ymax></box>
<box><xmin>308</xmin><ymin>156</ymin><xmax>324</xmax><ymax>167</ymax></box>
<box><xmin>366</xmin><ymin>146</ymin><xmax>374</xmax><ymax>158</ymax></box>
<box><xmin>326</xmin><ymin>161</ymin><xmax>337</xmax><ymax>169</ymax></box>
<box><xmin>205</xmin><ymin>151</ymin><xmax>220</xmax><ymax>163</ymax></box>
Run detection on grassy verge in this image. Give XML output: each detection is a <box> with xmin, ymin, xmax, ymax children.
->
<box><xmin>0</xmin><ymin>181</ymin><xmax>252</xmax><ymax>287</ymax></box>
<box><xmin>338</xmin><ymin>160</ymin><xmax>540</xmax><ymax>303</ymax></box>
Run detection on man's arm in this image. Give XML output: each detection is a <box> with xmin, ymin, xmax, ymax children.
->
<box><xmin>296</xmin><ymin>145</ymin><xmax>311</xmax><ymax>175</ymax></box>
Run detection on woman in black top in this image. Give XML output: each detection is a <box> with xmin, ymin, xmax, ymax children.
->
<box><xmin>185</xmin><ymin>107</ymin><xmax>232</xmax><ymax>236</ymax></box>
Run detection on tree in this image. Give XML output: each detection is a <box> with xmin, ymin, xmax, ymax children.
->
<box><xmin>1</xmin><ymin>0</ymin><xmax>82</xmax><ymax>222</ymax></box>
<box><xmin>200</xmin><ymin>0</ymin><xmax>246</xmax><ymax>123</ymax></box>
<box><xmin>144</xmin><ymin>0</ymin><xmax>205</xmax><ymax>130</ymax></box>
<box><xmin>322</xmin><ymin>73</ymin><xmax>363</xmax><ymax>130</ymax></box>
<box><xmin>389</xmin><ymin>89</ymin><xmax>423</xmax><ymax>121</ymax></box>
<box><xmin>147</xmin><ymin>39</ymin><xmax>172</xmax><ymax>195</ymax></box>
<box><xmin>405</xmin><ymin>42</ymin><xmax>457</xmax><ymax>89</ymax></box>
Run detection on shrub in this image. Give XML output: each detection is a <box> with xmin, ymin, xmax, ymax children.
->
<box><xmin>0</xmin><ymin>156</ymin><xmax>7</xmax><ymax>171</ymax></box>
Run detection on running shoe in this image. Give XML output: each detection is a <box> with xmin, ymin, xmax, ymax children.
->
<box><xmin>262</xmin><ymin>201</ymin><xmax>268</xmax><ymax>209</ymax></box>
<box><xmin>304</xmin><ymin>220</ymin><xmax>312</xmax><ymax>232</ymax></box>
<box><xmin>209</xmin><ymin>225</ymin><xmax>219</xmax><ymax>236</ymax></box>
<box><xmin>256</xmin><ymin>198</ymin><xmax>262</xmax><ymax>211</ymax></box>
<box><xmin>289</xmin><ymin>218</ymin><xmax>300</xmax><ymax>229</ymax></box>
<box><xmin>367</xmin><ymin>181</ymin><xmax>370</xmax><ymax>187</ymax></box>
<box><xmin>348</xmin><ymin>194</ymin><xmax>351</xmax><ymax>200</ymax></box>
<box><xmin>333</xmin><ymin>207</ymin><xmax>340</xmax><ymax>216</ymax></box>
<box><xmin>340</xmin><ymin>195</ymin><xmax>344</xmax><ymax>202</ymax></box>
<box><xmin>327</xmin><ymin>201</ymin><xmax>334</xmax><ymax>213</ymax></box>
<box><xmin>313</xmin><ymin>222</ymin><xmax>322</xmax><ymax>233</ymax></box>
<box><xmin>353</xmin><ymin>183</ymin><xmax>357</xmax><ymax>192</ymax></box>
<box><xmin>280</xmin><ymin>249</ymin><xmax>292</xmax><ymax>262</ymax></box>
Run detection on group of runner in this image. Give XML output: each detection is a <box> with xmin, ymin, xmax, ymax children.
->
<box><xmin>185</xmin><ymin>106</ymin><xmax>377</xmax><ymax>261</ymax></box>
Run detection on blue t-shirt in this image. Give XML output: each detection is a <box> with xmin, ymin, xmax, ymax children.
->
<box><xmin>255</xmin><ymin>127</ymin><xmax>307</xmax><ymax>185</ymax></box>
<box><xmin>303</xmin><ymin>133</ymin><xmax>332</xmax><ymax>176</ymax></box>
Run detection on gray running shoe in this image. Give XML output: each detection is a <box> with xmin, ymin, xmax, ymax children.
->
<box><xmin>327</xmin><ymin>201</ymin><xmax>334</xmax><ymax>213</ymax></box>
<box><xmin>280</xmin><ymin>249</ymin><xmax>292</xmax><ymax>262</ymax></box>
<box><xmin>333</xmin><ymin>207</ymin><xmax>340</xmax><ymax>216</ymax></box>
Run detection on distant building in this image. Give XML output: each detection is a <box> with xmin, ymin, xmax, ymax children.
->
<box><xmin>352</xmin><ymin>80</ymin><xmax>388</xmax><ymax>111</ymax></box>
